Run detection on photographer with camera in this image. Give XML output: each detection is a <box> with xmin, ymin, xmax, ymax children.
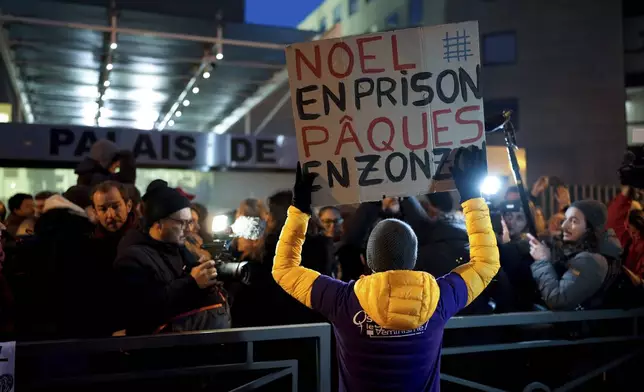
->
<box><xmin>114</xmin><ymin>181</ymin><xmax>230</xmax><ymax>335</ymax></box>
<box><xmin>273</xmin><ymin>146</ymin><xmax>499</xmax><ymax>391</ymax></box>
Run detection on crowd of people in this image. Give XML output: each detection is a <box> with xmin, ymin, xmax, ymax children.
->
<box><xmin>0</xmin><ymin>139</ymin><xmax>643</xmax><ymax>388</ymax></box>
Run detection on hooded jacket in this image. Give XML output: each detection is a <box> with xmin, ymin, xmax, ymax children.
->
<box><xmin>530</xmin><ymin>230</ymin><xmax>622</xmax><ymax>310</ymax></box>
<box><xmin>4</xmin><ymin>196</ymin><xmax>98</xmax><ymax>339</ymax></box>
<box><xmin>272</xmin><ymin>198</ymin><xmax>500</xmax><ymax>392</ymax></box>
<box><xmin>75</xmin><ymin>140</ymin><xmax>136</xmax><ymax>187</ymax></box>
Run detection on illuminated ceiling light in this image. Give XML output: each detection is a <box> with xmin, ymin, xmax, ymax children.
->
<box><xmin>103</xmin><ymin>80</ymin><xmax>111</xmax><ymax>87</ymax></box>
<box><xmin>103</xmin><ymin>88</ymin><xmax>114</xmax><ymax>100</ymax></box>
<box><xmin>100</xmin><ymin>107</ymin><xmax>113</xmax><ymax>117</ymax></box>
<box><xmin>134</xmin><ymin>120</ymin><xmax>155</xmax><ymax>130</ymax></box>
<box><xmin>126</xmin><ymin>89</ymin><xmax>166</xmax><ymax>103</ymax></box>
<box><xmin>106</xmin><ymin>63</ymin><xmax>113</xmax><ymax>71</ymax></box>
<box><xmin>83</xmin><ymin>102</ymin><xmax>99</xmax><ymax>117</ymax></box>
<box><xmin>203</xmin><ymin>71</ymin><xmax>211</xmax><ymax>79</ymax></box>
<box><xmin>83</xmin><ymin>116</ymin><xmax>96</xmax><ymax>126</ymax></box>
<box><xmin>175</xmin><ymin>111</ymin><xmax>182</xmax><ymax>117</ymax></box>
<box><xmin>110</xmin><ymin>42</ymin><xmax>118</xmax><ymax>50</ymax></box>
<box><xmin>168</xmin><ymin>119</ymin><xmax>175</xmax><ymax>126</ymax></box>
<box><xmin>99</xmin><ymin>107</ymin><xmax>113</xmax><ymax>117</ymax></box>
<box><xmin>134</xmin><ymin>109</ymin><xmax>160</xmax><ymax>124</ymax></box>
<box><xmin>192</xmin><ymin>87</ymin><xmax>199</xmax><ymax>94</ymax></box>
<box><xmin>215</xmin><ymin>52</ymin><xmax>224</xmax><ymax>60</ymax></box>
<box><xmin>182</xmin><ymin>99</ymin><xmax>190</xmax><ymax>107</ymax></box>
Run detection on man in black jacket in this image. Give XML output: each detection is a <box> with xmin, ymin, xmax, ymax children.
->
<box><xmin>114</xmin><ymin>181</ymin><xmax>229</xmax><ymax>335</ymax></box>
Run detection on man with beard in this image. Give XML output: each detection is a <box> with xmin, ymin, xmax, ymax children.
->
<box><xmin>92</xmin><ymin>181</ymin><xmax>138</xmax><ymax>255</ymax></box>
<box><xmin>89</xmin><ymin>181</ymin><xmax>139</xmax><ymax>334</ymax></box>
<box><xmin>114</xmin><ymin>181</ymin><xmax>230</xmax><ymax>335</ymax></box>
<box><xmin>529</xmin><ymin>200</ymin><xmax>622</xmax><ymax>310</ymax></box>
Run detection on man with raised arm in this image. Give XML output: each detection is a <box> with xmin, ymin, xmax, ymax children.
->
<box><xmin>273</xmin><ymin>145</ymin><xmax>500</xmax><ymax>391</ymax></box>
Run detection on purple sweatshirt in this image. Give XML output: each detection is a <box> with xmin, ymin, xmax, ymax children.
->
<box><xmin>272</xmin><ymin>198</ymin><xmax>499</xmax><ymax>391</ymax></box>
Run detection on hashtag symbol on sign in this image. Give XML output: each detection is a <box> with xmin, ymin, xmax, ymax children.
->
<box><xmin>443</xmin><ymin>30</ymin><xmax>473</xmax><ymax>63</ymax></box>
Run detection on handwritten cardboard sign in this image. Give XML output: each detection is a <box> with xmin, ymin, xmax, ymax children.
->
<box><xmin>286</xmin><ymin>21</ymin><xmax>485</xmax><ymax>206</ymax></box>
<box><xmin>0</xmin><ymin>341</ymin><xmax>15</xmax><ymax>392</ymax></box>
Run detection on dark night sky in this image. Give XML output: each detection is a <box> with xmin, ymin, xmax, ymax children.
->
<box><xmin>245</xmin><ymin>0</ymin><xmax>324</xmax><ymax>28</ymax></box>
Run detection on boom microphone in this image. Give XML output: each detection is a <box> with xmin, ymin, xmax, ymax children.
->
<box><xmin>484</xmin><ymin>110</ymin><xmax>513</xmax><ymax>133</ymax></box>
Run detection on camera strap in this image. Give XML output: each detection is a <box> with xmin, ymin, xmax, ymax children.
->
<box><xmin>155</xmin><ymin>290</ymin><xmax>228</xmax><ymax>334</ymax></box>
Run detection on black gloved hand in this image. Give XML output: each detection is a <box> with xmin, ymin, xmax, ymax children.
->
<box><xmin>619</xmin><ymin>151</ymin><xmax>637</xmax><ymax>187</ymax></box>
<box><xmin>293</xmin><ymin>162</ymin><xmax>318</xmax><ymax>215</ymax></box>
<box><xmin>451</xmin><ymin>143</ymin><xmax>487</xmax><ymax>202</ymax></box>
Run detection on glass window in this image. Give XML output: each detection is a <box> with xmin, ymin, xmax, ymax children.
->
<box><xmin>0</xmin><ymin>167</ymin><xmax>294</xmax><ymax>216</ymax></box>
<box><xmin>319</xmin><ymin>17</ymin><xmax>327</xmax><ymax>32</ymax></box>
<box><xmin>482</xmin><ymin>32</ymin><xmax>517</xmax><ymax>65</ymax></box>
<box><xmin>333</xmin><ymin>5</ymin><xmax>342</xmax><ymax>24</ymax></box>
<box><xmin>349</xmin><ymin>0</ymin><xmax>358</xmax><ymax>15</ymax></box>
<box><xmin>484</xmin><ymin>98</ymin><xmax>519</xmax><ymax>130</ymax></box>
<box><xmin>386</xmin><ymin>12</ymin><xmax>399</xmax><ymax>28</ymax></box>
<box><xmin>409</xmin><ymin>0</ymin><xmax>423</xmax><ymax>25</ymax></box>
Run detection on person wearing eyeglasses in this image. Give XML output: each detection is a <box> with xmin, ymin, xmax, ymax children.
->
<box><xmin>318</xmin><ymin>206</ymin><xmax>344</xmax><ymax>241</ymax></box>
<box><xmin>114</xmin><ymin>181</ymin><xmax>230</xmax><ymax>336</ymax></box>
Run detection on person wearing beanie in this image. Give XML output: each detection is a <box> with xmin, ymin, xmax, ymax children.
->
<box><xmin>113</xmin><ymin>181</ymin><xmax>230</xmax><ymax>335</ymax></box>
<box><xmin>273</xmin><ymin>146</ymin><xmax>500</xmax><ymax>392</ymax></box>
<box><xmin>529</xmin><ymin>199</ymin><xmax>623</xmax><ymax>310</ymax></box>
<box><xmin>74</xmin><ymin>139</ymin><xmax>136</xmax><ymax>187</ymax></box>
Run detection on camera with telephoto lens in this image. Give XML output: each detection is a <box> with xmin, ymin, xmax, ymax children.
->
<box><xmin>202</xmin><ymin>237</ymin><xmax>251</xmax><ymax>285</ymax></box>
<box><xmin>620</xmin><ymin>147</ymin><xmax>644</xmax><ymax>190</ymax></box>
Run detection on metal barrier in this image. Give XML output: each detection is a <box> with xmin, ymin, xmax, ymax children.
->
<box><xmin>536</xmin><ymin>185</ymin><xmax>620</xmax><ymax>218</ymax></box>
<box><xmin>16</xmin><ymin>323</ymin><xmax>332</xmax><ymax>392</ymax></box>
<box><xmin>12</xmin><ymin>309</ymin><xmax>644</xmax><ymax>391</ymax></box>
<box><xmin>442</xmin><ymin>308</ymin><xmax>644</xmax><ymax>392</ymax></box>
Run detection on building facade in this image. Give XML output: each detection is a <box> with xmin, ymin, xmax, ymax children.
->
<box><xmin>625</xmin><ymin>0</ymin><xmax>644</xmax><ymax>145</ymax></box>
<box><xmin>299</xmin><ymin>0</ymin><xmax>626</xmax><ymax>185</ymax></box>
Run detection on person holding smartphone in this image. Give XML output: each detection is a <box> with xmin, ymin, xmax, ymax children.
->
<box><xmin>528</xmin><ymin>200</ymin><xmax>622</xmax><ymax>310</ymax></box>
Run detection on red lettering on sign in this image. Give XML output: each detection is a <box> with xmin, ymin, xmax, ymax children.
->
<box><xmin>328</xmin><ymin>42</ymin><xmax>354</xmax><ymax>79</ymax></box>
<box><xmin>357</xmin><ymin>36</ymin><xmax>385</xmax><ymax>74</ymax></box>
<box><xmin>456</xmin><ymin>105</ymin><xmax>484</xmax><ymax>144</ymax></box>
<box><xmin>367</xmin><ymin>117</ymin><xmax>395</xmax><ymax>152</ymax></box>
<box><xmin>402</xmin><ymin>112</ymin><xmax>429</xmax><ymax>150</ymax></box>
<box><xmin>432</xmin><ymin>109</ymin><xmax>453</xmax><ymax>147</ymax></box>
<box><xmin>392</xmin><ymin>34</ymin><xmax>416</xmax><ymax>71</ymax></box>
<box><xmin>301</xmin><ymin>126</ymin><xmax>329</xmax><ymax>158</ymax></box>
<box><xmin>295</xmin><ymin>46</ymin><xmax>321</xmax><ymax>81</ymax></box>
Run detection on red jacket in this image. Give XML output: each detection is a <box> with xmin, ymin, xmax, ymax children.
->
<box><xmin>607</xmin><ymin>194</ymin><xmax>644</xmax><ymax>277</ymax></box>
